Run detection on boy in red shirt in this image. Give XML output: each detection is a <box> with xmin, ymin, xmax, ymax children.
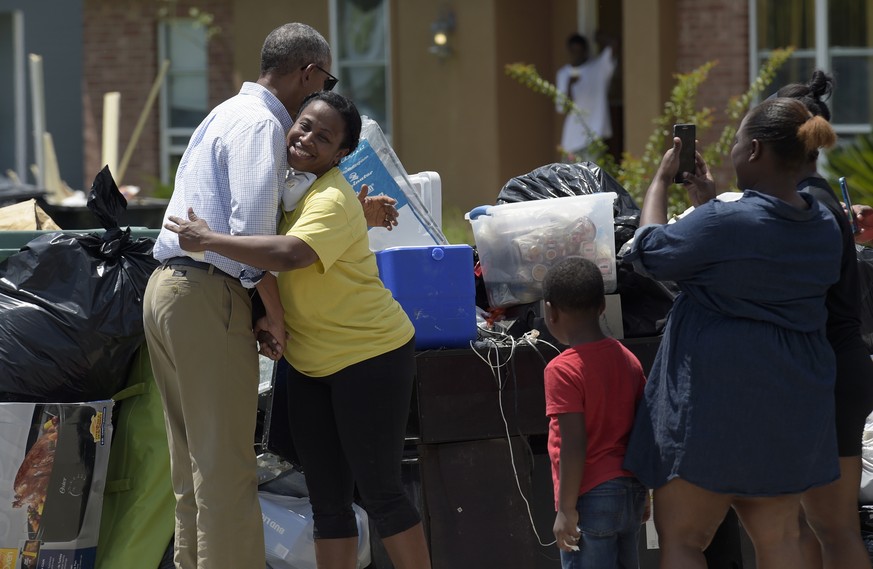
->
<box><xmin>542</xmin><ymin>257</ymin><xmax>648</xmax><ymax>568</ymax></box>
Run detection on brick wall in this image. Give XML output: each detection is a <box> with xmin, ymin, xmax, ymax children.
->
<box><xmin>81</xmin><ymin>0</ymin><xmax>234</xmax><ymax>192</ymax></box>
<box><xmin>675</xmin><ymin>0</ymin><xmax>749</xmax><ymax>187</ymax></box>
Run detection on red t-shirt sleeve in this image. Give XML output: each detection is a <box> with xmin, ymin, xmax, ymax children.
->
<box><xmin>544</xmin><ymin>356</ymin><xmax>585</xmax><ymax>416</ymax></box>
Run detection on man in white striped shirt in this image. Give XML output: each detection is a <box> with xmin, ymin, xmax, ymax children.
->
<box><xmin>143</xmin><ymin>23</ymin><xmax>335</xmax><ymax>569</ymax></box>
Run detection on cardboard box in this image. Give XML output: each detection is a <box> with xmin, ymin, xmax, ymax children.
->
<box><xmin>0</xmin><ymin>401</ymin><xmax>113</xmax><ymax>569</ymax></box>
<box><xmin>467</xmin><ymin>193</ymin><xmax>617</xmax><ymax>308</ymax></box>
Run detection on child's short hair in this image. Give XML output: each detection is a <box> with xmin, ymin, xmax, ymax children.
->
<box><xmin>542</xmin><ymin>257</ymin><xmax>604</xmax><ymax>312</ymax></box>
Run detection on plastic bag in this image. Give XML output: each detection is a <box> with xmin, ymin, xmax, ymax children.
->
<box><xmin>96</xmin><ymin>345</ymin><xmax>174</xmax><ymax>569</ymax></box>
<box><xmin>496</xmin><ymin>161</ymin><xmax>640</xmax><ymax>252</ymax></box>
<box><xmin>861</xmin><ymin>411</ymin><xmax>873</xmax><ymax>504</ymax></box>
<box><xmin>0</xmin><ymin>166</ymin><xmax>159</xmax><ymax>402</ymax></box>
<box><xmin>615</xmin><ymin>259</ymin><xmax>679</xmax><ymax>338</ymax></box>
<box><xmin>340</xmin><ymin>117</ymin><xmax>447</xmax><ymax>251</ymax></box>
<box><xmin>260</xmin><ymin>492</ymin><xmax>370</xmax><ymax>569</ymax></box>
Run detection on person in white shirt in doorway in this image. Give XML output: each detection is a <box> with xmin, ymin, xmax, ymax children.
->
<box><xmin>555</xmin><ymin>32</ymin><xmax>617</xmax><ymax>161</ymax></box>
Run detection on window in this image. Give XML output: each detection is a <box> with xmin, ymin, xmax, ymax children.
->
<box><xmin>158</xmin><ymin>19</ymin><xmax>209</xmax><ymax>184</ymax></box>
<box><xmin>751</xmin><ymin>0</ymin><xmax>873</xmax><ymax>133</ymax></box>
<box><xmin>329</xmin><ymin>0</ymin><xmax>392</xmax><ymax>135</ymax></box>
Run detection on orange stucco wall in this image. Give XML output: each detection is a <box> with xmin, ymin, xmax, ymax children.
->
<box><xmin>392</xmin><ymin>1</ymin><xmax>502</xmax><ymax>217</ymax></box>
<box><xmin>79</xmin><ymin>0</ymin><xmax>753</xmax><ymax>213</ymax></box>
<box><xmin>231</xmin><ymin>1</ymin><xmax>329</xmax><ymax>86</ymax></box>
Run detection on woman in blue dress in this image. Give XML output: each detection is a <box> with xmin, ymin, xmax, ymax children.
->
<box><xmin>623</xmin><ymin>97</ymin><xmax>842</xmax><ymax>569</ymax></box>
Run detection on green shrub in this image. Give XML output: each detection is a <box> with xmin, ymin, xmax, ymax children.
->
<box><xmin>824</xmin><ymin>132</ymin><xmax>873</xmax><ymax>204</ymax></box>
<box><xmin>505</xmin><ymin>47</ymin><xmax>793</xmax><ymax>216</ymax></box>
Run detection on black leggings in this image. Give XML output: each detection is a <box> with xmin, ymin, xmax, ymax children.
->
<box><xmin>285</xmin><ymin>338</ymin><xmax>420</xmax><ymax>539</ymax></box>
<box><xmin>834</xmin><ymin>345</ymin><xmax>873</xmax><ymax>457</ymax></box>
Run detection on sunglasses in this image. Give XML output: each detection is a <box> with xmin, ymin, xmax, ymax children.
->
<box><xmin>314</xmin><ymin>65</ymin><xmax>339</xmax><ymax>91</ymax></box>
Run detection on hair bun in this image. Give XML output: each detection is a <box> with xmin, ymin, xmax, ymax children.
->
<box><xmin>806</xmin><ymin>70</ymin><xmax>834</xmax><ymax>101</ymax></box>
<box><xmin>798</xmin><ymin>114</ymin><xmax>837</xmax><ymax>154</ymax></box>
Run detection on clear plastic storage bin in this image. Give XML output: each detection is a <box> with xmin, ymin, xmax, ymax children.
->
<box><xmin>466</xmin><ymin>193</ymin><xmax>617</xmax><ymax>308</ymax></box>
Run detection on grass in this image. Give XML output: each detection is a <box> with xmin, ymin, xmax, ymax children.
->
<box><xmin>441</xmin><ymin>205</ymin><xmax>475</xmax><ymax>245</ymax></box>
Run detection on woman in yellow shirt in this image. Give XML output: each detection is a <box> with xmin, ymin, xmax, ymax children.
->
<box><xmin>165</xmin><ymin>91</ymin><xmax>430</xmax><ymax>569</ymax></box>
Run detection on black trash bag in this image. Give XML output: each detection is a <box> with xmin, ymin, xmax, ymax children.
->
<box><xmin>496</xmin><ymin>161</ymin><xmax>641</xmax><ymax>252</ymax></box>
<box><xmin>857</xmin><ymin>245</ymin><xmax>873</xmax><ymax>354</ymax></box>
<box><xmin>88</xmin><ymin>164</ymin><xmax>129</xmax><ymax>228</ymax></box>
<box><xmin>615</xmin><ymin>258</ymin><xmax>680</xmax><ymax>338</ymax></box>
<box><xmin>0</xmin><ymin>166</ymin><xmax>160</xmax><ymax>402</ymax></box>
<box><xmin>497</xmin><ymin>161</ymin><xmax>633</xmax><ymax>205</ymax></box>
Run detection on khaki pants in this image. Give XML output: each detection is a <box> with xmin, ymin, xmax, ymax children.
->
<box><xmin>143</xmin><ymin>264</ymin><xmax>264</xmax><ymax>569</ymax></box>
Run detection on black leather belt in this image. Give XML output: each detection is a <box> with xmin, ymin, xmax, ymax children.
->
<box><xmin>163</xmin><ymin>256</ymin><xmax>234</xmax><ymax>279</ymax></box>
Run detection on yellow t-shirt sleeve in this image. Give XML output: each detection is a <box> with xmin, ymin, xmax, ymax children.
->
<box><xmin>286</xmin><ymin>189</ymin><xmax>359</xmax><ymax>273</ymax></box>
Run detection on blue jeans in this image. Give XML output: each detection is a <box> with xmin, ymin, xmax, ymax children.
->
<box><xmin>560</xmin><ymin>477</ymin><xmax>647</xmax><ymax>569</ymax></box>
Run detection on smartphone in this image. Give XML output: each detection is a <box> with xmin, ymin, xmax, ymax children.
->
<box><xmin>839</xmin><ymin>176</ymin><xmax>860</xmax><ymax>234</ymax></box>
<box><xmin>673</xmin><ymin>124</ymin><xmax>696</xmax><ymax>184</ymax></box>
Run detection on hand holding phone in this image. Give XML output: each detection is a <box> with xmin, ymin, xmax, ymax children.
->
<box><xmin>839</xmin><ymin>177</ymin><xmax>860</xmax><ymax>234</ymax></box>
<box><xmin>673</xmin><ymin>124</ymin><xmax>696</xmax><ymax>184</ymax></box>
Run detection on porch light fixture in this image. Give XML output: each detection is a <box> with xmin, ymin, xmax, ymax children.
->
<box><xmin>429</xmin><ymin>8</ymin><xmax>455</xmax><ymax>59</ymax></box>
